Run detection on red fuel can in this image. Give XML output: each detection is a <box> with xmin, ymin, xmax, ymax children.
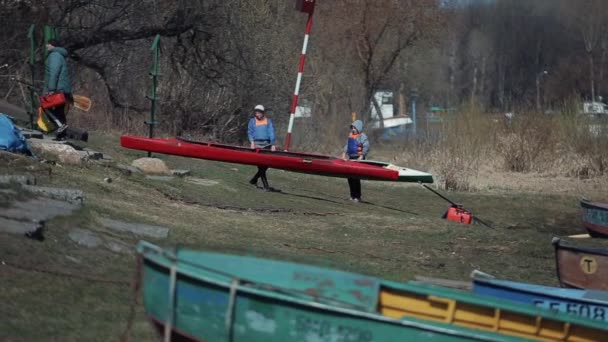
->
<box><xmin>445</xmin><ymin>205</ymin><xmax>473</xmax><ymax>224</ymax></box>
<box><xmin>296</xmin><ymin>0</ymin><xmax>316</xmax><ymax>14</ymax></box>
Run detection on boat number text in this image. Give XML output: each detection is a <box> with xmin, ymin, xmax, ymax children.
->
<box><xmin>295</xmin><ymin>315</ymin><xmax>373</xmax><ymax>341</ymax></box>
<box><xmin>579</xmin><ymin>256</ymin><xmax>598</xmax><ymax>274</ymax></box>
<box><xmin>533</xmin><ymin>300</ymin><xmax>606</xmax><ymax>320</ymax></box>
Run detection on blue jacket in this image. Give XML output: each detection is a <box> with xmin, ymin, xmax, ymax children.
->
<box><xmin>248</xmin><ymin>117</ymin><xmax>275</xmax><ymax>146</ymax></box>
<box><xmin>44</xmin><ymin>47</ymin><xmax>72</xmax><ymax>94</ymax></box>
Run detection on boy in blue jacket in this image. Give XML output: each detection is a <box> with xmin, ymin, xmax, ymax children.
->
<box><xmin>248</xmin><ymin>105</ymin><xmax>276</xmax><ymax>191</ymax></box>
<box><xmin>341</xmin><ymin>120</ymin><xmax>370</xmax><ymax>202</ymax></box>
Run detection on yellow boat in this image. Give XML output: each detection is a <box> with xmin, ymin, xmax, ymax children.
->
<box><xmin>378</xmin><ymin>281</ymin><xmax>606</xmax><ymax>341</ymax></box>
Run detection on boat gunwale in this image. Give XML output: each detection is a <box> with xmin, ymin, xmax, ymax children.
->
<box><xmin>552</xmin><ymin>236</ymin><xmax>608</xmax><ymax>257</ymax></box>
<box><xmin>138</xmin><ymin>241</ymin><xmax>608</xmax><ymax>331</ymax></box>
<box><xmin>581</xmin><ymin>199</ymin><xmax>608</xmax><ymax>211</ymax></box>
<box><xmin>136</xmin><ymin>243</ymin><xmax>530</xmax><ymax>341</ymax></box>
<box><xmin>472</xmin><ymin>276</ymin><xmax>608</xmax><ymax>306</ymax></box>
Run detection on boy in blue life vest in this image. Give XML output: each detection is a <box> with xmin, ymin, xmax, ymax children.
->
<box><xmin>341</xmin><ymin>120</ymin><xmax>370</xmax><ymax>202</ymax></box>
<box><xmin>248</xmin><ymin>105</ymin><xmax>277</xmax><ymax>191</ymax></box>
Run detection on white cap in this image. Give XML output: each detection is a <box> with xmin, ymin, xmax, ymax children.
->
<box><xmin>254</xmin><ymin>104</ymin><xmax>265</xmax><ymax>112</ymax></box>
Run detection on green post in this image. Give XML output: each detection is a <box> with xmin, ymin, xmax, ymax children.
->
<box><xmin>43</xmin><ymin>25</ymin><xmax>56</xmax><ymax>85</ymax></box>
<box><xmin>145</xmin><ymin>34</ymin><xmax>161</xmax><ymax>157</ymax></box>
<box><xmin>27</xmin><ymin>24</ymin><xmax>36</xmax><ymax>129</ymax></box>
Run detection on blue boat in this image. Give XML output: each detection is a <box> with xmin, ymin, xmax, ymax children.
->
<box><xmin>472</xmin><ymin>271</ymin><xmax>608</xmax><ymax>322</ymax></box>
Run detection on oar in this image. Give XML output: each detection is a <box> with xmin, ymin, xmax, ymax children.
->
<box><xmin>421</xmin><ymin>183</ymin><xmax>494</xmax><ymax>229</ymax></box>
<box><xmin>72</xmin><ymin>95</ymin><xmax>91</xmax><ymax>112</ymax></box>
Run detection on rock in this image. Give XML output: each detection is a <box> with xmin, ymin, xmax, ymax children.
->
<box><xmin>115</xmin><ymin>163</ymin><xmax>140</xmax><ymax>176</ymax></box>
<box><xmin>22</xmin><ymin>185</ymin><xmax>84</xmax><ymax>204</ymax></box>
<box><xmin>0</xmin><ymin>217</ymin><xmax>39</xmax><ymax>236</ymax></box>
<box><xmin>231</xmin><ymin>168</ymin><xmax>239</xmax><ymax>172</ymax></box>
<box><xmin>145</xmin><ymin>175</ymin><xmax>174</xmax><ymax>182</ymax></box>
<box><xmin>80</xmin><ymin>148</ymin><xmax>104</xmax><ymax>160</ymax></box>
<box><xmin>186</xmin><ymin>177</ymin><xmax>219</xmax><ymax>186</ymax></box>
<box><xmin>65</xmin><ymin>255</ymin><xmax>81</xmax><ymax>264</ymax></box>
<box><xmin>170</xmin><ymin>169</ymin><xmax>191</xmax><ymax>177</ymax></box>
<box><xmin>131</xmin><ymin>158</ymin><xmax>169</xmax><ymax>174</ymax></box>
<box><xmin>0</xmin><ymin>198</ymin><xmax>80</xmax><ymax>221</ymax></box>
<box><xmin>105</xmin><ymin>240</ymin><xmax>133</xmax><ymax>254</ymax></box>
<box><xmin>28</xmin><ymin>140</ymin><xmax>95</xmax><ymax>165</ymax></box>
<box><xmin>0</xmin><ymin>175</ymin><xmax>36</xmax><ymax>185</ymax></box>
<box><xmin>68</xmin><ymin>229</ymin><xmax>101</xmax><ymax>248</ymax></box>
<box><xmin>100</xmin><ymin>218</ymin><xmax>169</xmax><ymax>239</ymax></box>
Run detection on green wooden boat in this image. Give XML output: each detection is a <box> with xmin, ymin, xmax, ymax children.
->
<box><xmin>137</xmin><ymin>241</ymin><xmax>604</xmax><ymax>341</ymax></box>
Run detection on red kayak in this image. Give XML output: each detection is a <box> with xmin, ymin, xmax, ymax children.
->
<box><xmin>120</xmin><ymin>136</ymin><xmax>433</xmax><ymax>183</ymax></box>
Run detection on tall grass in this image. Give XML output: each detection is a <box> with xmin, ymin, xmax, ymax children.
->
<box><xmin>380</xmin><ymin>105</ymin><xmax>608</xmax><ymax>190</ymax></box>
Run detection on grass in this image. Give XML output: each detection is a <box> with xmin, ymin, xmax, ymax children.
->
<box><xmin>1</xmin><ymin>131</ymin><xmax>608</xmax><ymax>341</ymax></box>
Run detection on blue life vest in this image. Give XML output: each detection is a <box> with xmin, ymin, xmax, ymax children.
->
<box><xmin>347</xmin><ymin>133</ymin><xmax>362</xmax><ymax>157</ymax></box>
<box><xmin>0</xmin><ymin>114</ymin><xmax>31</xmax><ymax>155</ymax></box>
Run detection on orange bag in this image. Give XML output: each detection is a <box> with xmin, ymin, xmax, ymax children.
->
<box><xmin>40</xmin><ymin>93</ymin><xmax>66</xmax><ymax>109</ymax></box>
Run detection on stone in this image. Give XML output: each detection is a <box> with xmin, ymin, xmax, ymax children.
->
<box><xmin>100</xmin><ymin>218</ymin><xmax>169</xmax><ymax>239</ymax></box>
<box><xmin>105</xmin><ymin>240</ymin><xmax>133</xmax><ymax>254</ymax></box>
<box><xmin>20</xmin><ymin>129</ymin><xmax>44</xmax><ymax>139</ymax></box>
<box><xmin>80</xmin><ymin>148</ymin><xmax>104</xmax><ymax>160</ymax></box>
<box><xmin>170</xmin><ymin>169</ymin><xmax>191</xmax><ymax>177</ymax></box>
<box><xmin>68</xmin><ymin>229</ymin><xmax>101</xmax><ymax>248</ymax></box>
<box><xmin>22</xmin><ymin>185</ymin><xmax>84</xmax><ymax>204</ymax></box>
<box><xmin>0</xmin><ymin>217</ymin><xmax>39</xmax><ymax>235</ymax></box>
<box><xmin>28</xmin><ymin>140</ymin><xmax>87</xmax><ymax>165</ymax></box>
<box><xmin>0</xmin><ymin>198</ymin><xmax>80</xmax><ymax>222</ymax></box>
<box><xmin>186</xmin><ymin>177</ymin><xmax>219</xmax><ymax>186</ymax></box>
<box><xmin>131</xmin><ymin>158</ymin><xmax>169</xmax><ymax>174</ymax></box>
<box><xmin>115</xmin><ymin>163</ymin><xmax>140</xmax><ymax>176</ymax></box>
<box><xmin>0</xmin><ymin>175</ymin><xmax>36</xmax><ymax>185</ymax></box>
<box><xmin>145</xmin><ymin>175</ymin><xmax>175</xmax><ymax>182</ymax></box>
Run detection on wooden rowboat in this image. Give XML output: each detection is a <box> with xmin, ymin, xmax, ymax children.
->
<box><xmin>581</xmin><ymin>199</ymin><xmax>608</xmax><ymax>238</ymax></box>
<box><xmin>120</xmin><ymin>136</ymin><xmax>434</xmax><ymax>183</ymax></box>
<box><xmin>137</xmin><ymin>241</ymin><xmax>608</xmax><ymax>341</ymax></box>
<box><xmin>471</xmin><ymin>271</ymin><xmax>608</xmax><ymax>322</ymax></box>
<box><xmin>553</xmin><ymin>237</ymin><xmax>608</xmax><ymax>290</ymax></box>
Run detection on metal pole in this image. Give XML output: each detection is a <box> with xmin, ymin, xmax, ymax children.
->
<box><xmin>27</xmin><ymin>24</ymin><xmax>36</xmax><ymax>129</ymax></box>
<box><xmin>410</xmin><ymin>89</ymin><xmax>418</xmax><ymax>137</ymax></box>
<box><xmin>284</xmin><ymin>6</ymin><xmax>315</xmax><ymax>151</ymax></box>
<box><xmin>145</xmin><ymin>35</ymin><xmax>161</xmax><ymax>157</ymax></box>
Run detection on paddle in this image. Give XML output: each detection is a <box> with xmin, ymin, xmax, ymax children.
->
<box><xmin>421</xmin><ymin>183</ymin><xmax>494</xmax><ymax>229</ymax></box>
<box><xmin>72</xmin><ymin>95</ymin><xmax>91</xmax><ymax>112</ymax></box>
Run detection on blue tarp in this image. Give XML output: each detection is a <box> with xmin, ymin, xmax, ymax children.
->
<box><xmin>0</xmin><ymin>113</ymin><xmax>31</xmax><ymax>155</ymax></box>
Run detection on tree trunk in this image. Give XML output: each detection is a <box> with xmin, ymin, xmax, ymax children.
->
<box><xmin>599</xmin><ymin>46</ymin><xmax>606</xmax><ymax>100</ymax></box>
<box><xmin>535</xmin><ymin>74</ymin><xmax>541</xmax><ymax>112</ymax></box>
<box><xmin>589</xmin><ymin>52</ymin><xmax>596</xmax><ymax>102</ymax></box>
<box><xmin>471</xmin><ymin>64</ymin><xmax>478</xmax><ymax>104</ymax></box>
<box><xmin>371</xmin><ymin>94</ymin><xmax>384</xmax><ymax>129</ymax></box>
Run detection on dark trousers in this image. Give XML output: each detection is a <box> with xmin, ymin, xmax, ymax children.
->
<box><xmin>251</xmin><ymin>166</ymin><xmax>269</xmax><ymax>188</ymax></box>
<box><xmin>250</xmin><ymin>144</ymin><xmax>271</xmax><ymax>188</ymax></box>
<box><xmin>46</xmin><ymin>93</ymin><xmax>72</xmax><ymax>127</ymax></box>
<box><xmin>347</xmin><ymin>155</ymin><xmax>362</xmax><ymax>199</ymax></box>
<box><xmin>347</xmin><ymin>177</ymin><xmax>361</xmax><ymax>199</ymax></box>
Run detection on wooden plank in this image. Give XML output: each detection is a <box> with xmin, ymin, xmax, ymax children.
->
<box><xmin>414</xmin><ymin>276</ymin><xmax>472</xmax><ymax>291</ymax></box>
<box><xmin>568</xmin><ymin>233</ymin><xmax>591</xmax><ymax>239</ymax></box>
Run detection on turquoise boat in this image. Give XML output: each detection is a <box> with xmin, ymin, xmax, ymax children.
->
<box><xmin>472</xmin><ymin>272</ymin><xmax>608</xmax><ymax>322</ymax></box>
<box><xmin>137</xmin><ymin>241</ymin><xmax>607</xmax><ymax>341</ymax></box>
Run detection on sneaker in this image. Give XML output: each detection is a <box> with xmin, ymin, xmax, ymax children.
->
<box><xmin>249</xmin><ymin>179</ymin><xmax>258</xmax><ymax>186</ymax></box>
<box><xmin>352</xmin><ymin>198</ymin><xmax>361</xmax><ymax>202</ymax></box>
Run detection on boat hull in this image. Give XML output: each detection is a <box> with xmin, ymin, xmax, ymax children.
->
<box><xmin>137</xmin><ymin>241</ymin><xmax>607</xmax><ymax>341</ymax></box>
<box><xmin>120</xmin><ymin>136</ymin><xmax>434</xmax><ymax>183</ymax></box>
<box><xmin>553</xmin><ymin>237</ymin><xmax>608</xmax><ymax>290</ymax></box>
<box><xmin>472</xmin><ymin>275</ymin><xmax>608</xmax><ymax>322</ymax></box>
<box><xmin>581</xmin><ymin>200</ymin><xmax>608</xmax><ymax>238</ymax></box>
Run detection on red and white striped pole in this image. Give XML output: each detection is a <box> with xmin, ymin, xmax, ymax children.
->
<box><xmin>284</xmin><ymin>0</ymin><xmax>316</xmax><ymax>151</ymax></box>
